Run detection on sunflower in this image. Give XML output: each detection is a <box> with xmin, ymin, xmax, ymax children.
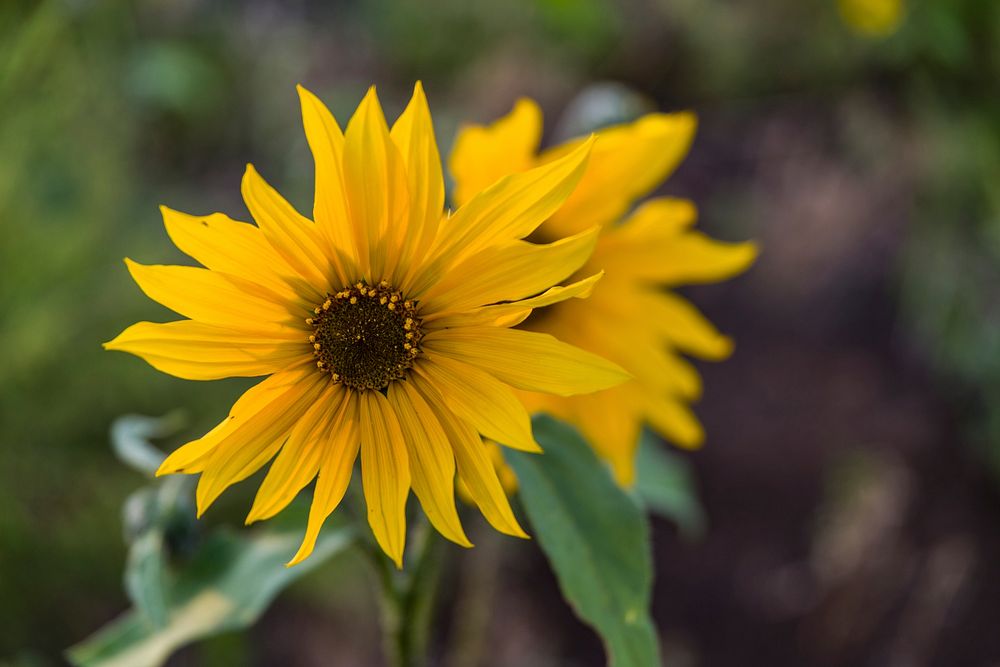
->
<box><xmin>105</xmin><ymin>84</ymin><xmax>629</xmax><ymax>567</ymax></box>
<box><xmin>449</xmin><ymin>99</ymin><xmax>757</xmax><ymax>485</ymax></box>
<box><xmin>837</xmin><ymin>0</ymin><xmax>904</xmax><ymax>37</ymax></box>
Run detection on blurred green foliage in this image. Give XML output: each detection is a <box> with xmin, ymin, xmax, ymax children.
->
<box><xmin>67</xmin><ymin>414</ymin><xmax>355</xmax><ymax>667</ymax></box>
<box><xmin>895</xmin><ymin>1</ymin><xmax>1000</xmax><ymax>477</ymax></box>
<box><xmin>2</xmin><ymin>0</ymin><xmax>1000</xmax><ymax>662</ymax></box>
<box><xmin>508</xmin><ymin>417</ymin><xmax>659</xmax><ymax>667</ymax></box>
<box><xmin>0</xmin><ymin>1</ymin><xmax>250</xmax><ymax>657</ymax></box>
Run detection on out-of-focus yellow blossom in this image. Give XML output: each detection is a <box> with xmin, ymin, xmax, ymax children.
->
<box><xmin>838</xmin><ymin>0</ymin><xmax>905</xmax><ymax>37</ymax></box>
<box><xmin>450</xmin><ymin>99</ymin><xmax>757</xmax><ymax>486</ymax></box>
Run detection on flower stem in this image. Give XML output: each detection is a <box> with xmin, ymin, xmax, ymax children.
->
<box><xmin>366</xmin><ymin>518</ymin><xmax>443</xmax><ymax>667</ymax></box>
<box><xmin>444</xmin><ymin>526</ymin><xmax>501</xmax><ymax>667</ymax></box>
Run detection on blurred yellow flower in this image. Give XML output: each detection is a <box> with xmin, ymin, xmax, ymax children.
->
<box><xmin>838</xmin><ymin>0</ymin><xmax>905</xmax><ymax>37</ymax></box>
<box><xmin>450</xmin><ymin>100</ymin><xmax>757</xmax><ymax>485</ymax></box>
<box><xmin>106</xmin><ymin>83</ymin><xmax>628</xmax><ymax>566</ymax></box>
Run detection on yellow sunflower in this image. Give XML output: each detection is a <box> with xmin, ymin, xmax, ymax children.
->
<box><xmin>105</xmin><ymin>83</ymin><xmax>629</xmax><ymax>567</ymax></box>
<box><xmin>837</xmin><ymin>0</ymin><xmax>904</xmax><ymax>37</ymax></box>
<box><xmin>450</xmin><ymin>99</ymin><xmax>757</xmax><ymax>486</ymax></box>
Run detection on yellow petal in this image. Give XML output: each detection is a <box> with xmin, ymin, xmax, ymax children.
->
<box><xmin>296</xmin><ymin>84</ymin><xmax>356</xmax><ymax>283</ymax></box>
<box><xmin>500</xmin><ymin>271</ymin><xmax>602</xmax><ymax>309</ymax></box>
<box><xmin>642</xmin><ymin>393</ymin><xmax>704</xmax><ymax>451</ymax></box>
<box><xmin>417</xmin><ymin>354</ymin><xmax>540</xmax><ymax>453</ymax></box>
<box><xmin>420</xmin><ymin>225</ymin><xmax>599</xmax><ymax>315</ymax></box>
<box><xmin>104</xmin><ymin>320</ymin><xmax>307</xmax><ymax>381</ymax></box>
<box><xmin>359</xmin><ymin>390</ymin><xmax>410</xmax><ymax>568</ymax></box>
<box><xmin>246</xmin><ymin>382</ymin><xmax>347</xmax><ymax>524</ymax></box>
<box><xmin>387</xmin><ymin>380</ymin><xmax>471</xmax><ymax>547</ymax></box>
<box><xmin>426</xmin><ymin>272</ymin><xmax>603</xmax><ymax>330</ymax></box>
<box><xmin>390</xmin><ymin>81</ymin><xmax>445</xmax><ymax>285</ymax></box>
<box><xmin>241</xmin><ymin>164</ymin><xmax>335</xmax><ymax>295</ymax></box>
<box><xmin>160</xmin><ymin>206</ymin><xmax>301</xmax><ymax>300</ymax></box>
<box><xmin>598</xmin><ymin>232</ymin><xmax>759</xmax><ymax>286</ymax></box>
<box><xmin>342</xmin><ymin>86</ymin><xmax>409</xmax><ymax>281</ymax></box>
<box><xmin>611</xmin><ymin>197</ymin><xmax>698</xmax><ymax>242</ymax></box>
<box><xmin>157</xmin><ymin>372</ymin><xmax>304</xmax><ymax>476</ymax></box>
<box><xmin>566</xmin><ymin>388</ymin><xmax>643</xmax><ymax>486</ymax></box>
<box><xmin>426</xmin><ymin>136</ymin><xmax>594</xmax><ymax>272</ymax></box>
<box><xmin>425</xmin><ymin>327</ymin><xmax>628</xmax><ymax>396</ymax></box>
<box><xmin>124</xmin><ymin>259</ymin><xmax>298</xmax><ymax>329</ymax></box>
<box><xmin>542</xmin><ymin>112</ymin><xmax>697</xmax><ymax>239</ymax></box>
<box><xmin>194</xmin><ymin>371</ymin><xmax>325</xmax><ymax>516</ymax></box>
<box><xmin>414</xmin><ymin>375</ymin><xmax>527</xmax><ymax>538</ymax></box>
<box><xmin>604</xmin><ymin>289</ymin><xmax>733</xmax><ymax>361</ymax></box>
<box><xmin>288</xmin><ymin>391</ymin><xmax>360</xmax><ymax>566</ymax></box>
<box><xmin>581</xmin><ymin>322</ymin><xmax>703</xmax><ymax>400</ymax></box>
<box><xmin>449</xmin><ymin>98</ymin><xmax>542</xmax><ymax>208</ymax></box>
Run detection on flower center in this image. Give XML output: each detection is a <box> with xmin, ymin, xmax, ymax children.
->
<box><xmin>307</xmin><ymin>281</ymin><xmax>423</xmax><ymax>392</ymax></box>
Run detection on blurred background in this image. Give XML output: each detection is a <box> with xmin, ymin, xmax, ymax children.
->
<box><xmin>2</xmin><ymin>0</ymin><xmax>999</xmax><ymax>665</ymax></box>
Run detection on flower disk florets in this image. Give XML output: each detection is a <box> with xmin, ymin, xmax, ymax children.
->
<box><xmin>308</xmin><ymin>281</ymin><xmax>423</xmax><ymax>391</ymax></box>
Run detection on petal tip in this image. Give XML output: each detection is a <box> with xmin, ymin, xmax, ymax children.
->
<box><xmin>285</xmin><ymin>551</ymin><xmax>308</xmax><ymax>568</ymax></box>
<box><xmin>296</xmin><ymin>83</ymin><xmax>320</xmax><ymax>106</ymax></box>
<box><xmin>508</xmin><ymin>523</ymin><xmax>530</xmax><ymax>540</ymax></box>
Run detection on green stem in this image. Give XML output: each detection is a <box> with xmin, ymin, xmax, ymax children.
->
<box><xmin>363</xmin><ymin>517</ymin><xmax>443</xmax><ymax>667</ymax></box>
<box><xmin>403</xmin><ymin>521</ymin><xmax>443</xmax><ymax>664</ymax></box>
<box><xmin>444</xmin><ymin>526</ymin><xmax>501</xmax><ymax>667</ymax></box>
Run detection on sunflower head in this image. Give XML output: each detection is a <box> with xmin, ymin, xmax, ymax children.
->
<box><xmin>449</xmin><ymin>97</ymin><xmax>757</xmax><ymax>486</ymax></box>
<box><xmin>106</xmin><ymin>83</ymin><xmax>629</xmax><ymax>567</ymax></box>
<box><xmin>308</xmin><ymin>280</ymin><xmax>423</xmax><ymax>390</ymax></box>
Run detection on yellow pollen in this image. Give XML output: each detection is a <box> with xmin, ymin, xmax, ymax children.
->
<box><xmin>308</xmin><ymin>281</ymin><xmax>424</xmax><ymax>391</ymax></box>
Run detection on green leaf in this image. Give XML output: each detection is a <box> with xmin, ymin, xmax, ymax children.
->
<box><xmin>123</xmin><ymin>528</ymin><xmax>169</xmax><ymax>629</ymax></box>
<box><xmin>110</xmin><ymin>413</ymin><xmax>184</xmax><ymax>477</ymax></box>
<box><xmin>66</xmin><ymin>523</ymin><xmax>354</xmax><ymax>667</ymax></box>
<box><xmin>633</xmin><ymin>430</ymin><xmax>706</xmax><ymax>539</ymax></box>
<box><xmin>506</xmin><ymin>415</ymin><xmax>660</xmax><ymax>667</ymax></box>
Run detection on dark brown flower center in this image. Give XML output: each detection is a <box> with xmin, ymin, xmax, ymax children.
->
<box><xmin>307</xmin><ymin>281</ymin><xmax>423</xmax><ymax>391</ymax></box>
